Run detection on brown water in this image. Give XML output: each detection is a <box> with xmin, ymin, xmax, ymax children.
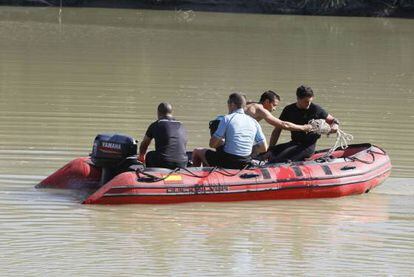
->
<box><xmin>0</xmin><ymin>6</ymin><xmax>413</xmax><ymax>276</ymax></box>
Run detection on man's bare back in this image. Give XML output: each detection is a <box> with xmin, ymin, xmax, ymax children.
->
<box><xmin>245</xmin><ymin>102</ymin><xmax>268</xmax><ymax>122</ymax></box>
<box><xmin>245</xmin><ymin>97</ymin><xmax>311</xmax><ymax>132</ymax></box>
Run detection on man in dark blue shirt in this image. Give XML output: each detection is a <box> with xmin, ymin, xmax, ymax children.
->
<box><xmin>268</xmin><ymin>85</ymin><xmax>339</xmax><ymax>162</ymax></box>
<box><xmin>139</xmin><ymin>102</ymin><xmax>188</xmax><ymax>169</ymax></box>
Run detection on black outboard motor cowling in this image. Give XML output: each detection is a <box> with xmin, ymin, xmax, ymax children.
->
<box><xmin>90</xmin><ymin>133</ymin><xmax>138</xmax><ymax>185</ymax></box>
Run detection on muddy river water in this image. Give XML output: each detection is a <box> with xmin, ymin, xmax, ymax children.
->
<box><xmin>0</xmin><ymin>6</ymin><xmax>413</xmax><ymax>275</ymax></box>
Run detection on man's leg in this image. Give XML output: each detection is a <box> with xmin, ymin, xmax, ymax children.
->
<box><xmin>220</xmin><ymin>152</ymin><xmax>252</xmax><ymax>169</ymax></box>
<box><xmin>285</xmin><ymin>144</ymin><xmax>316</xmax><ymax>162</ymax></box>
<box><xmin>269</xmin><ymin>142</ymin><xmax>315</xmax><ymax>163</ymax></box>
<box><xmin>145</xmin><ymin>151</ymin><xmax>160</xmax><ymax>167</ymax></box>
<box><xmin>192</xmin><ymin>148</ymin><xmax>210</xmax><ymax>167</ymax></box>
<box><xmin>268</xmin><ymin>141</ymin><xmax>299</xmax><ymax>163</ymax></box>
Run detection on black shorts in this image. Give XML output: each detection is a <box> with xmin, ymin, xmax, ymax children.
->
<box><xmin>268</xmin><ymin>141</ymin><xmax>316</xmax><ymax>163</ymax></box>
<box><xmin>205</xmin><ymin>148</ymin><xmax>251</xmax><ymax>169</ymax></box>
<box><xmin>146</xmin><ymin>151</ymin><xmax>187</xmax><ymax>169</ymax></box>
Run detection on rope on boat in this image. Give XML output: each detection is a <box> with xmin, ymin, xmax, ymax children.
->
<box><xmin>180</xmin><ymin>166</ymin><xmax>217</xmax><ymax>178</ymax></box>
<box><xmin>309</xmin><ymin>119</ymin><xmax>354</xmax><ymax>158</ymax></box>
<box><xmin>181</xmin><ymin>166</ymin><xmax>249</xmax><ymax>178</ymax></box>
<box><xmin>214</xmin><ymin>164</ymin><xmax>251</xmax><ymax>177</ymax></box>
<box><xmin>136</xmin><ymin>167</ymin><xmax>180</xmax><ymax>182</ymax></box>
<box><xmin>347</xmin><ymin>152</ymin><xmax>376</xmax><ymax>164</ymax></box>
<box><xmin>136</xmin><ymin>164</ymin><xmax>251</xmax><ymax>182</ymax></box>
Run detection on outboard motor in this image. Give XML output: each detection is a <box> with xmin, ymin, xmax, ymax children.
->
<box><xmin>90</xmin><ymin>133</ymin><xmax>138</xmax><ymax>186</ymax></box>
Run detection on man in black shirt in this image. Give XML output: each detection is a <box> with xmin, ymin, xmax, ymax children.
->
<box><xmin>139</xmin><ymin>102</ymin><xmax>188</xmax><ymax>169</ymax></box>
<box><xmin>268</xmin><ymin>85</ymin><xmax>339</xmax><ymax>162</ymax></box>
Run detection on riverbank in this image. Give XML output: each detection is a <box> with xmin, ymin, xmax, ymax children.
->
<box><xmin>1</xmin><ymin>0</ymin><xmax>414</xmax><ymax>18</ymax></box>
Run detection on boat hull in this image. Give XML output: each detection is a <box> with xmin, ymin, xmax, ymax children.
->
<box><xmin>86</xmin><ymin>172</ymin><xmax>390</xmax><ymax>205</ymax></box>
<box><xmin>37</xmin><ymin>144</ymin><xmax>392</xmax><ymax>204</ymax></box>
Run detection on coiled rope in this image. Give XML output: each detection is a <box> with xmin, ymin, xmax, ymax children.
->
<box><xmin>309</xmin><ymin>119</ymin><xmax>354</xmax><ymax>157</ymax></box>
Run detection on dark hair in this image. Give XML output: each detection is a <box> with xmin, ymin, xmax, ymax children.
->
<box><xmin>259</xmin><ymin>90</ymin><xmax>280</xmax><ymax>103</ymax></box>
<box><xmin>157</xmin><ymin>102</ymin><xmax>173</xmax><ymax>116</ymax></box>
<box><xmin>227</xmin><ymin>93</ymin><xmax>246</xmax><ymax>109</ymax></box>
<box><xmin>296</xmin><ymin>85</ymin><xmax>314</xmax><ymax>99</ymax></box>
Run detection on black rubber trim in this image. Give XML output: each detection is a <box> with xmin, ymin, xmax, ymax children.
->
<box><xmin>239</xmin><ymin>173</ymin><xmax>260</xmax><ymax>179</ymax></box>
<box><xmin>292</xmin><ymin>166</ymin><xmax>303</xmax><ymax>177</ymax></box>
<box><xmin>260</xmin><ymin>168</ymin><xmax>271</xmax><ymax>179</ymax></box>
<box><xmin>321</xmin><ymin>165</ymin><xmax>333</xmax><ymax>175</ymax></box>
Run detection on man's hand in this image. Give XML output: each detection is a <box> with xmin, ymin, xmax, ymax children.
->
<box><xmin>303</xmin><ymin>124</ymin><xmax>313</xmax><ymax>133</ymax></box>
<box><xmin>329</xmin><ymin>123</ymin><xmax>339</xmax><ymax>134</ymax></box>
<box><xmin>138</xmin><ymin>154</ymin><xmax>146</xmax><ymax>163</ymax></box>
<box><xmin>326</xmin><ymin>115</ymin><xmax>339</xmax><ymax>134</ymax></box>
<box><xmin>209</xmin><ymin>136</ymin><xmax>224</xmax><ymax>149</ymax></box>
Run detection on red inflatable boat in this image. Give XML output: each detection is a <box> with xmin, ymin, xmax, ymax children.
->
<box><xmin>36</xmin><ymin>134</ymin><xmax>391</xmax><ymax>204</ymax></box>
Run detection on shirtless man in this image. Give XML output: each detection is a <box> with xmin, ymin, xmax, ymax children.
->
<box><xmin>245</xmin><ymin>90</ymin><xmax>312</xmax><ymax>136</ymax></box>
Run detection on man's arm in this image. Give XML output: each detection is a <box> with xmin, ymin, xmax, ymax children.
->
<box><xmin>255</xmin><ymin>140</ymin><xmax>268</xmax><ymax>154</ymax></box>
<box><xmin>325</xmin><ymin>114</ymin><xmax>339</xmax><ymax>133</ymax></box>
<box><xmin>139</xmin><ymin>135</ymin><xmax>152</xmax><ymax>161</ymax></box>
<box><xmin>209</xmin><ymin>135</ymin><xmax>224</xmax><ymax>149</ymax></box>
<box><xmin>253</xmin><ymin>122</ymin><xmax>268</xmax><ymax>153</ymax></box>
<box><xmin>269</xmin><ymin>127</ymin><xmax>282</xmax><ymax>147</ymax></box>
<box><xmin>260</xmin><ymin>108</ymin><xmax>311</xmax><ymax>132</ymax></box>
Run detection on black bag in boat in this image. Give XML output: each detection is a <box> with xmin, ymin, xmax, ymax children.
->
<box><xmin>209</xmin><ymin>115</ymin><xmax>224</xmax><ymax>136</ymax></box>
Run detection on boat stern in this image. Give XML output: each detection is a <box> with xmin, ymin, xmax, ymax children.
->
<box><xmin>36</xmin><ymin>157</ymin><xmax>101</xmax><ymax>190</ymax></box>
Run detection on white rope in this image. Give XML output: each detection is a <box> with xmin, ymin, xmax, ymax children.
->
<box><xmin>309</xmin><ymin>119</ymin><xmax>331</xmax><ymax>135</ymax></box>
<box><xmin>309</xmin><ymin>119</ymin><xmax>354</xmax><ymax>157</ymax></box>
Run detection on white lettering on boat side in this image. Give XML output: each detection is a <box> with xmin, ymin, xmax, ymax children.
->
<box><xmin>102</xmin><ymin>142</ymin><xmax>122</xmax><ymax>150</ymax></box>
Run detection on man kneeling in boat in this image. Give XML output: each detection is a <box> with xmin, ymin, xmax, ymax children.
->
<box><xmin>139</xmin><ymin>102</ymin><xmax>188</xmax><ymax>169</ymax></box>
<box><xmin>192</xmin><ymin>93</ymin><xmax>267</xmax><ymax>169</ymax></box>
<box><xmin>245</xmin><ymin>90</ymin><xmax>313</xmax><ymax>155</ymax></box>
<box><xmin>268</xmin><ymin>85</ymin><xmax>339</xmax><ymax>163</ymax></box>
